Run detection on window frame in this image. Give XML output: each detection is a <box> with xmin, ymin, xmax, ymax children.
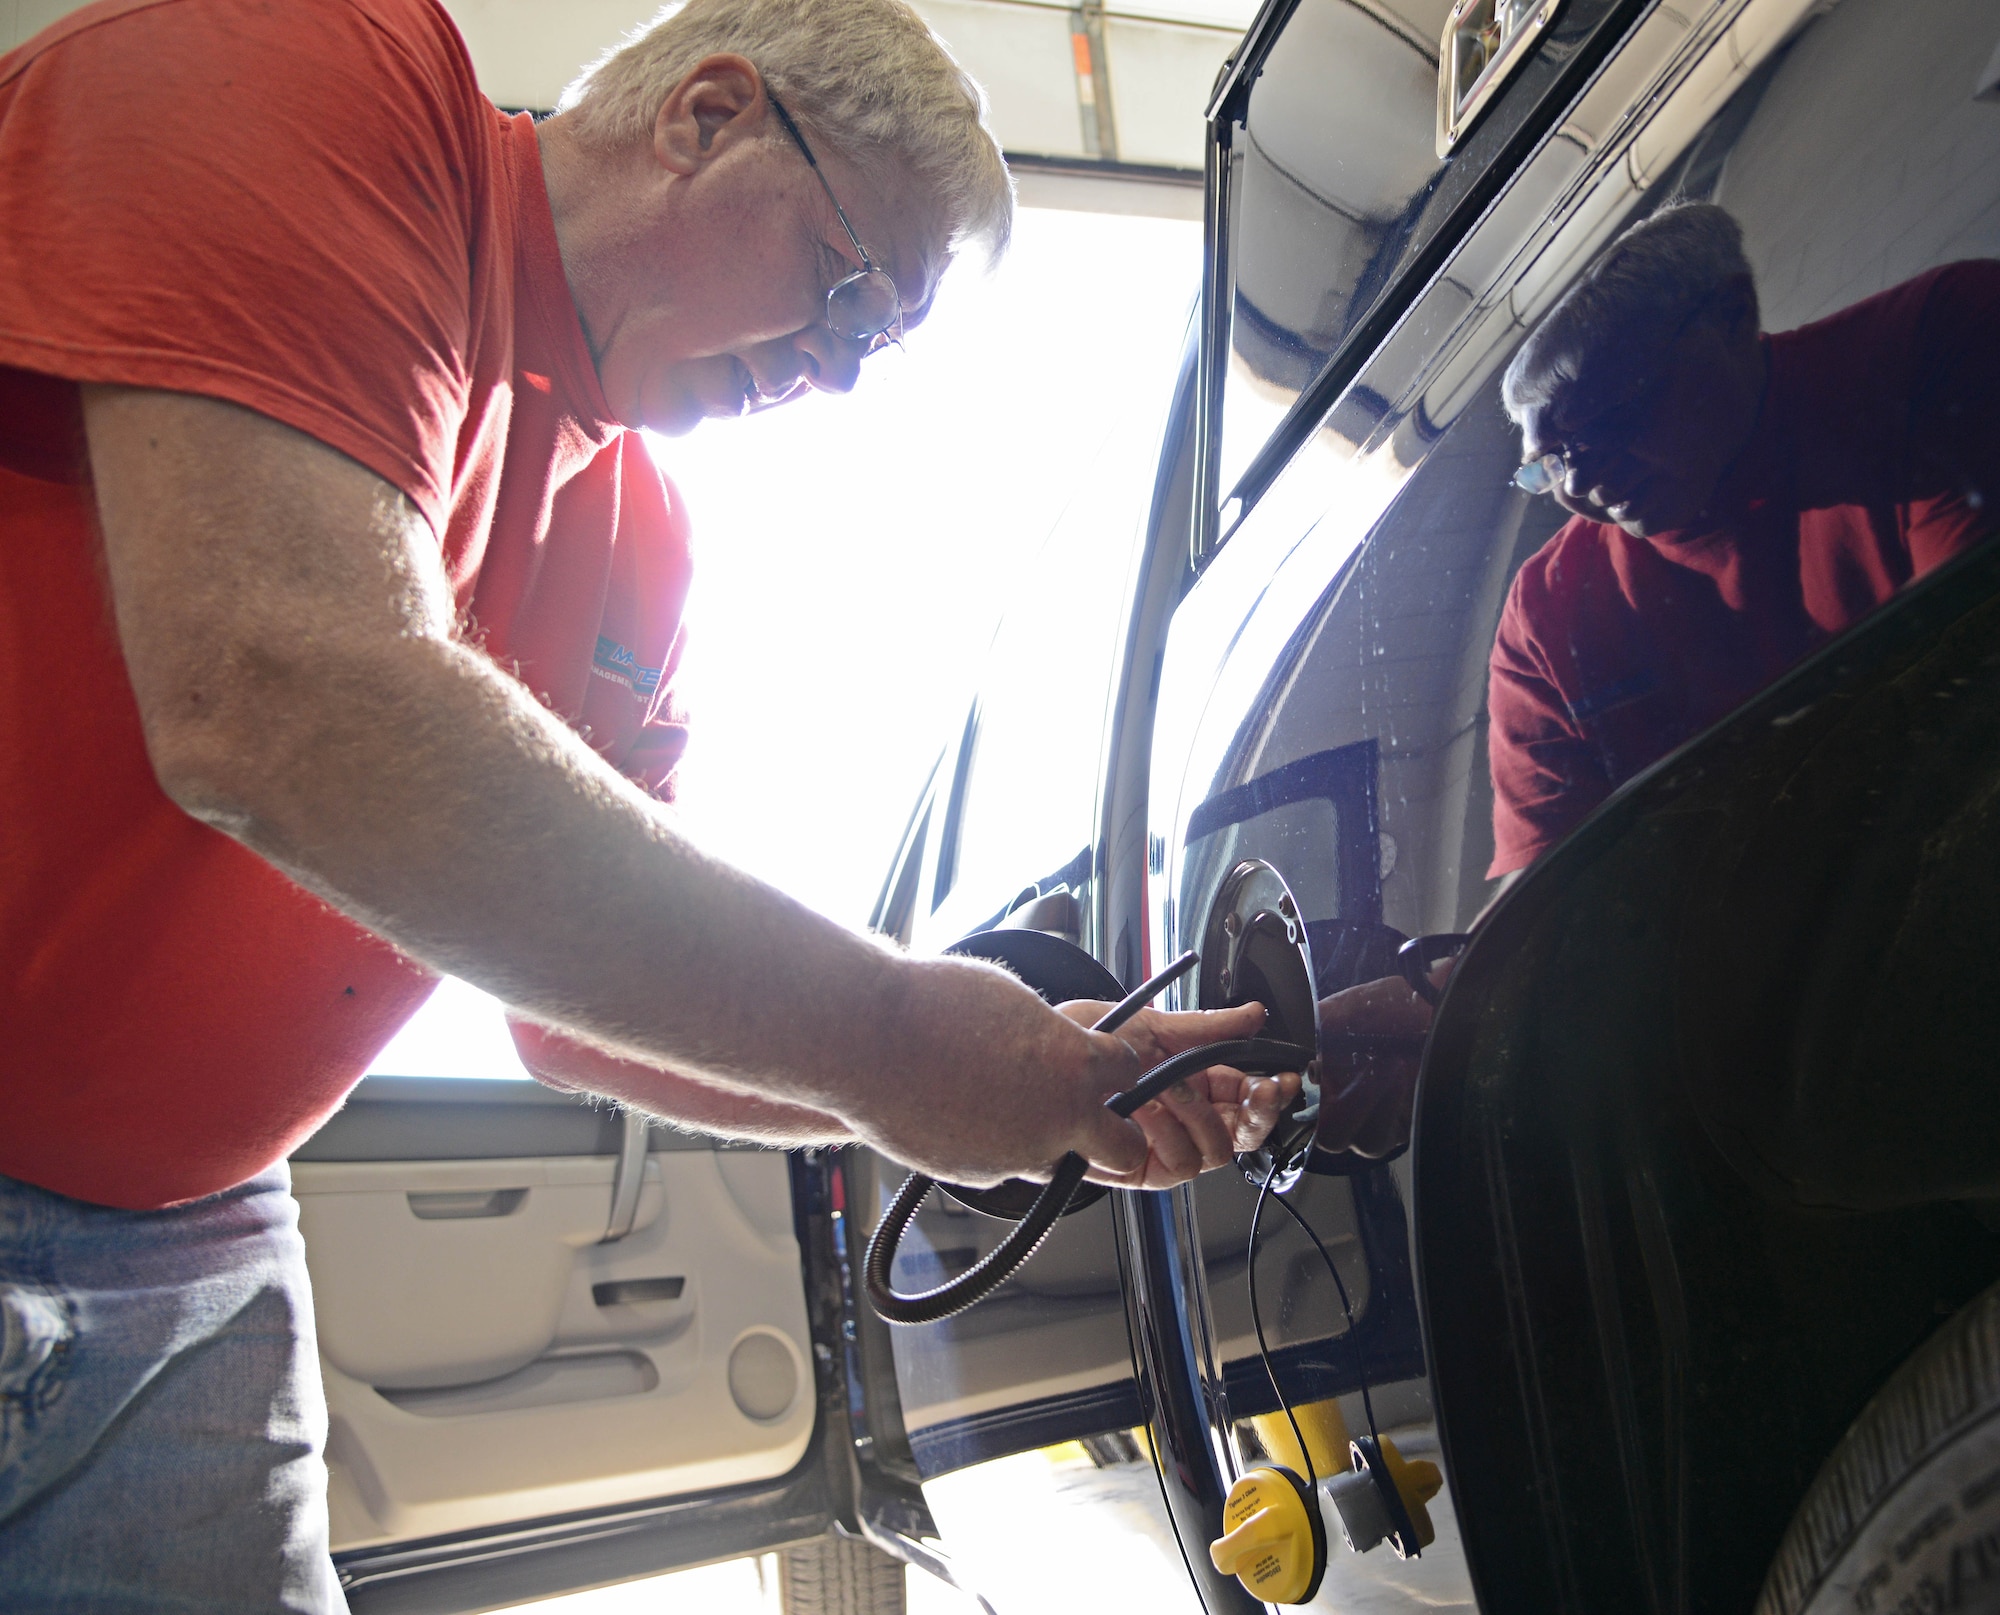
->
<box><xmin>1191</xmin><ymin>0</ymin><xmax>1658</xmax><ymax>571</ymax></box>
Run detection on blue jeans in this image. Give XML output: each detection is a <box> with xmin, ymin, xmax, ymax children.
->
<box><xmin>0</xmin><ymin>1163</ymin><xmax>346</xmax><ymax>1612</ymax></box>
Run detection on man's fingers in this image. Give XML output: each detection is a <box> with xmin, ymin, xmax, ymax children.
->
<box><xmin>1075</xmin><ymin>1109</ymin><xmax>1150</xmax><ymax>1182</ymax></box>
<box><xmin>1154</xmin><ymin>1076</ymin><xmax>1236</xmax><ymax>1169</ymax></box>
<box><xmin>1135</xmin><ymin>1090</ymin><xmax>1226</xmax><ymax>1175</ymax></box>
<box><xmin>1141</xmin><ymin>1001</ymin><xmax>1269</xmax><ymax>1052</ymax></box>
<box><xmin>1231</xmin><ymin>1070</ymin><xmax>1302</xmax><ymax>1149</ymax></box>
<box><xmin>1070</xmin><ymin>1063</ymin><xmax>1309</xmax><ymax>1190</ymax></box>
<box><xmin>1070</xmin><ymin>1000</ymin><xmax>1272</xmax><ymax>1068</ymax></box>
<box><xmin>1130</xmin><ymin>1100</ymin><xmax>1206</xmax><ymax>1182</ymax></box>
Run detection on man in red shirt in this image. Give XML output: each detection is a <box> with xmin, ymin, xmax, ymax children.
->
<box><xmin>1315</xmin><ymin>203</ymin><xmax>1999</xmax><ymax>1161</ymax></box>
<box><xmin>1487</xmin><ymin>203</ymin><xmax>2000</xmax><ymax>874</ymax></box>
<box><xmin>0</xmin><ymin>0</ymin><xmax>1292</xmax><ymax>1600</ymax></box>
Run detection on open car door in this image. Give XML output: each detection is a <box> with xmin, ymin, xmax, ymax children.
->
<box><xmin>291</xmin><ymin>1049</ymin><xmax>840</xmax><ymax>1612</ymax></box>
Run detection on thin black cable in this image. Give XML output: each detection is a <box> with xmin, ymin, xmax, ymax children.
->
<box><xmin>1268</xmin><ymin>1181</ymin><xmax>1381</xmax><ymax>1446</ymax></box>
<box><xmin>1248</xmin><ymin>1153</ymin><xmax>1316</xmax><ymax>1488</ymax></box>
<box><xmin>1108</xmin><ymin>1192</ymin><xmax>1209</xmax><ymax>1606</ymax></box>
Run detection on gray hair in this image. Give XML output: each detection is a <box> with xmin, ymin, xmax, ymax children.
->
<box><xmin>1503</xmin><ymin>202</ymin><xmax>1756</xmax><ymax>420</ymax></box>
<box><xmin>559</xmin><ymin>0</ymin><xmax>1014</xmax><ymax>263</ymax></box>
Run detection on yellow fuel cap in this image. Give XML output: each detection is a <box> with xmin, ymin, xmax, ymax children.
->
<box><xmin>1377</xmin><ymin>1437</ymin><xmax>1443</xmax><ymax>1551</ymax></box>
<box><xmin>1208</xmin><ymin>1466</ymin><xmax>1327</xmax><ymax>1605</ymax></box>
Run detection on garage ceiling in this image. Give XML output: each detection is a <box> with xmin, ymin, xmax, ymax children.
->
<box><xmin>3</xmin><ymin>0</ymin><xmax>1261</xmax><ymax>215</ymax></box>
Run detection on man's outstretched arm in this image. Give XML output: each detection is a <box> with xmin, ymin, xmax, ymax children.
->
<box><xmin>515</xmin><ymin>1003</ymin><xmax>1299</xmax><ymax>1183</ymax></box>
<box><xmin>87</xmin><ymin>388</ymin><xmax>1282</xmax><ymax>1187</ymax></box>
<box><xmin>511</xmin><ymin>1020</ymin><xmax>858</xmax><ymax>1147</ymax></box>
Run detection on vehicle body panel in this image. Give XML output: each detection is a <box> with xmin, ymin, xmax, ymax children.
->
<box><xmin>1416</xmin><ymin>539</ymin><xmax>2000</xmax><ymax>1614</ymax></box>
<box><xmin>878</xmin><ymin>0</ymin><xmax>2000</xmax><ymax>1608</ymax></box>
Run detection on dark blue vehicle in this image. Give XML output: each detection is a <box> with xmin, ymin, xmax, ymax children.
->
<box><xmin>852</xmin><ymin>0</ymin><xmax>2000</xmax><ymax>1609</ymax></box>
<box><xmin>292</xmin><ymin>0</ymin><xmax>2000</xmax><ymax>1608</ymax></box>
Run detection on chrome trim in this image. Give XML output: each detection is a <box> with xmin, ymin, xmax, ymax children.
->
<box><xmin>602</xmin><ymin>1111</ymin><xmax>651</xmax><ymax>1243</ymax></box>
<box><xmin>1192</xmin><ymin>121</ymin><xmax>1238</xmax><ymax>572</ymax></box>
<box><xmin>1436</xmin><ymin>0</ymin><xmax>1568</xmax><ymax>157</ymax></box>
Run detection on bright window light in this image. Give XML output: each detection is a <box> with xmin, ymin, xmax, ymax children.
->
<box><xmin>366</xmin><ymin>206</ymin><xmax>1201</xmax><ymax>1081</ymax></box>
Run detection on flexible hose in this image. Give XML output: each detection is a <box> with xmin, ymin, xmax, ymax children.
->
<box><xmin>864</xmin><ymin>1034</ymin><xmax>1314</xmax><ymax>1325</ymax></box>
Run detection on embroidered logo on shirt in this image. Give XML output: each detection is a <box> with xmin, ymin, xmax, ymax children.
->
<box><xmin>592</xmin><ymin>635</ymin><xmax>663</xmax><ymax>698</ymax></box>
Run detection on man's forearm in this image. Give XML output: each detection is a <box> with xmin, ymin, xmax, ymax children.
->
<box><xmin>85</xmin><ymin>389</ymin><xmax>1231</xmax><ymax>1191</ymax></box>
<box><xmin>511</xmin><ymin>1020</ymin><xmax>856</xmax><ymax>1147</ymax></box>
<box><xmin>85</xmin><ymin>389</ymin><xmax>1016</xmax><ymax>1130</ymax></box>
<box><xmin>177</xmin><ymin>619</ymin><xmax>920</xmax><ymax>1103</ymax></box>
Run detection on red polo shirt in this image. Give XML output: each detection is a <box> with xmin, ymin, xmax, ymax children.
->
<box><xmin>0</xmin><ymin>0</ymin><xmax>693</xmax><ymax>1207</ymax></box>
<box><xmin>1487</xmin><ymin>261</ymin><xmax>2000</xmax><ymax>877</ymax></box>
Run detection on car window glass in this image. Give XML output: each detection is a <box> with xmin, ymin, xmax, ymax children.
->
<box><xmin>927</xmin><ymin>363</ymin><xmax>1189</xmax><ymax>944</ymax></box>
<box><xmin>1218</xmin><ymin>0</ymin><xmax>1455</xmax><ymax>501</ymax></box>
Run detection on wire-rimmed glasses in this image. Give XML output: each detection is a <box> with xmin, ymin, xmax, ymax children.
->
<box><xmin>1510</xmin><ymin>292</ymin><xmax>1717</xmax><ymax>494</ymax></box>
<box><xmin>768</xmin><ymin>94</ymin><xmax>904</xmax><ymax>349</ymax></box>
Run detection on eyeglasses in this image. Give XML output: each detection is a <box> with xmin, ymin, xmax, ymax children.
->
<box><xmin>767</xmin><ymin>95</ymin><xmax>904</xmax><ymax>349</ymax></box>
<box><xmin>1511</xmin><ymin>294</ymin><xmax>1713</xmax><ymax>495</ymax></box>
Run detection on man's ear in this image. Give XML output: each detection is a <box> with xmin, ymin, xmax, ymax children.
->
<box><xmin>652</xmin><ymin>54</ymin><xmax>767</xmax><ymax>176</ymax></box>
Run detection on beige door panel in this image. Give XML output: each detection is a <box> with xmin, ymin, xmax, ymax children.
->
<box><xmin>295</xmin><ymin>1148</ymin><xmax>813</xmax><ymax>1551</ymax></box>
<box><xmin>299</xmin><ymin>1155</ymin><xmax>665</xmax><ymax>1388</ymax></box>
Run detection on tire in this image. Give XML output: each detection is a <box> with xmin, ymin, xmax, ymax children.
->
<box><xmin>1758</xmin><ymin>1279</ymin><xmax>2000</xmax><ymax>1615</ymax></box>
<box><xmin>779</xmin><ymin>1532</ymin><xmax>909</xmax><ymax>1615</ymax></box>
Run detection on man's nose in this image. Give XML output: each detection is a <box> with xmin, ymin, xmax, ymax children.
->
<box><xmin>1559</xmin><ymin>442</ymin><xmax>1619</xmax><ymax>499</ymax></box>
<box><xmin>792</xmin><ymin>324</ymin><xmax>865</xmax><ymax>396</ymax></box>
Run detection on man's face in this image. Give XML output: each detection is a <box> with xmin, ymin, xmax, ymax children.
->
<box><xmin>574</xmin><ymin>64</ymin><xmax>945</xmax><ymax>437</ymax></box>
<box><xmin>1516</xmin><ymin>283</ymin><xmax>1764</xmax><ymax>539</ymax></box>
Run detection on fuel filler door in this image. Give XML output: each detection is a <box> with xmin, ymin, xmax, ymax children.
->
<box><xmin>1199</xmin><ymin>859</ymin><xmax>1321</xmax><ymax>1183</ymax></box>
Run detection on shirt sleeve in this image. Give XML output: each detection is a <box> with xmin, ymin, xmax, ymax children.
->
<box><xmin>0</xmin><ymin>0</ymin><xmax>488</xmax><ymax>534</ymax></box>
<box><xmin>1486</xmin><ymin>572</ymin><xmax>1615</xmax><ymax>878</ymax></box>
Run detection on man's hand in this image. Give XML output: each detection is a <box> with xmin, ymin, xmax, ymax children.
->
<box><xmin>1056</xmin><ymin>1000</ymin><xmax>1299</xmax><ymax>1188</ymax></box>
<box><xmin>838</xmin><ymin>980</ymin><xmax>1299</xmax><ymax>1191</ymax></box>
<box><xmin>516</xmin><ymin>988</ymin><xmax>1295</xmax><ymax>1186</ymax></box>
<box><xmin>1314</xmin><ymin>972</ymin><xmax>1439</xmax><ymax>1159</ymax></box>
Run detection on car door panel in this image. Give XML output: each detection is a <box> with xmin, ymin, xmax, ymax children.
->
<box><xmin>1135</xmin><ymin>0</ymin><xmax>1783</xmax><ymax>1600</ymax></box>
<box><xmin>1415</xmin><ymin>542</ymin><xmax>2000</xmax><ymax>1615</ymax></box>
<box><xmin>293</xmin><ymin>1077</ymin><xmax>814</xmax><ymax>1562</ymax></box>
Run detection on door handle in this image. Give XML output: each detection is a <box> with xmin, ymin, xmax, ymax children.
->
<box><xmin>602</xmin><ymin>1112</ymin><xmax>651</xmax><ymax>1243</ymax></box>
<box><xmin>406</xmin><ymin>1187</ymin><xmax>527</xmax><ymax>1220</ymax></box>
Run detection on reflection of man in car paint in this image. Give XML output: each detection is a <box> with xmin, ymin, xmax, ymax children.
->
<box><xmin>1314</xmin><ymin>202</ymin><xmax>2000</xmax><ymax>1160</ymax></box>
<box><xmin>1487</xmin><ymin>202</ymin><xmax>2000</xmax><ymax>875</ymax></box>
<box><xmin>0</xmin><ymin>0</ymin><xmax>1293</xmax><ymax>1600</ymax></box>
